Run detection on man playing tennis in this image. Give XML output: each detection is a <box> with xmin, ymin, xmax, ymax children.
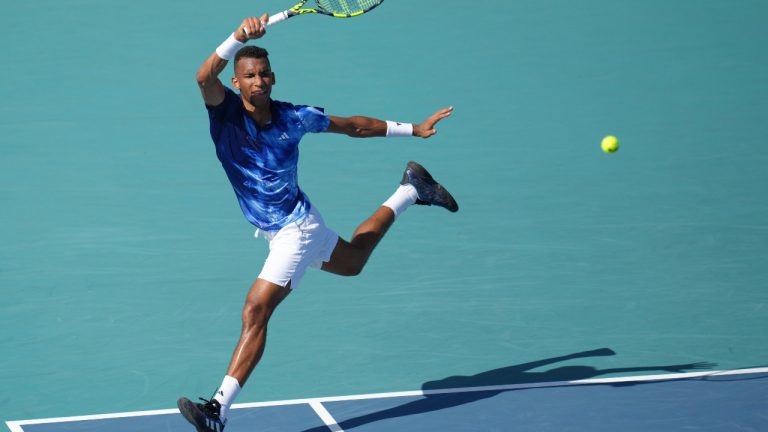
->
<box><xmin>178</xmin><ymin>15</ymin><xmax>458</xmax><ymax>432</ymax></box>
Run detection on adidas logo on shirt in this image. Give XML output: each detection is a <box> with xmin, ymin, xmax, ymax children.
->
<box><xmin>278</xmin><ymin>132</ymin><xmax>290</xmax><ymax>141</ymax></box>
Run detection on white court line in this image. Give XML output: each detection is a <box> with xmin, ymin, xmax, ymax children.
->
<box><xmin>6</xmin><ymin>367</ymin><xmax>768</xmax><ymax>431</ymax></box>
<box><xmin>4</xmin><ymin>409</ymin><xmax>182</xmax><ymax>432</ymax></box>
<box><xmin>309</xmin><ymin>401</ymin><xmax>345</xmax><ymax>432</ymax></box>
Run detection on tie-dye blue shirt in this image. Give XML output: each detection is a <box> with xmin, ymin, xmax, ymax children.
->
<box><xmin>207</xmin><ymin>87</ymin><xmax>331</xmax><ymax>231</ymax></box>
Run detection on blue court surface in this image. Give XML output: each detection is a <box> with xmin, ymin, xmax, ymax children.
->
<box><xmin>7</xmin><ymin>368</ymin><xmax>768</xmax><ymax>431</ymax></box>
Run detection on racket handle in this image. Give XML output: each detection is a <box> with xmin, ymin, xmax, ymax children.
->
<box><xmin>266</xmin><ymin>11</ymin><xmax>289</xmax><ymax>27</ymax></box>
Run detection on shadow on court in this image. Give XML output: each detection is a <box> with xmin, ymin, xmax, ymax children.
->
<box><xmin>300</xmin><ymin>348</ymin><xmax>716</xmax><ymax>432</ymax></box>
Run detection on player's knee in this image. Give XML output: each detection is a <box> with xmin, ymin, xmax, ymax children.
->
<box><xmin>325</xmin><ymin>256</ymin><xmax>365</xmax><ymax>276</ymax></box>
<box><xmin>331</xmin><ymin>242</ymin><xmax>371</xmax><ymax>276</ymax></box>
<box><xmin>340</xmin><ymin>259</ymin><xmax>365</xmax><ymax>277</ymax></box>
<box><xmin>242</xmin><ymin>301</ymin><xmax>270</xmax><ymax>329</ymax></box>
<box><xmin>346</xmin><ymin>265</ymin><xmax>363</xmax><ymax>277</ymax></box>
<box><xmin>346</xmin><ymin>253</ymin><xmax>370</xmax><ymax>276</ymax></box>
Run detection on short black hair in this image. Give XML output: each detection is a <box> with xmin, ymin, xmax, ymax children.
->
<box><xmin>234</xmin><ymin>46</ymin><xmax>270</xmax><ymax>68</ymax></box>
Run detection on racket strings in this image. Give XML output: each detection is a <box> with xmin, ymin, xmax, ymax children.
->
<box><xmin>317</xmin><ymin>0</ymin><xmax>382</xmax><ymax>15</ymax></box>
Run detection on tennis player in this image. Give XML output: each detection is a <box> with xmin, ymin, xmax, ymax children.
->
<box><xmin>177</xmin><ymin>15</ymin><xmax>458</xmax><ymax>432</ymax></box>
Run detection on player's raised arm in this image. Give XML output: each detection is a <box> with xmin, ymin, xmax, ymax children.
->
<box><xmin>326</xmin><ymin>107</ymin><xmax>454</xmax><ymax>138</ymax></box>
<box><xmin>196</xmin><ymin>15</ymin><xmax>269</xmax><ymax>107</ymax></box>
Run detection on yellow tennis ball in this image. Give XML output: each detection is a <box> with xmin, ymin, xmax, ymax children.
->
<box><xmin>601</xmin><ymin>135</ymin><xmax>619</xmax><ymax>153</ymax></box>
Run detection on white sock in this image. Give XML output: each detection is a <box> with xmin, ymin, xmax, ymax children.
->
<box><xmin>213</xmin><ymin>375</ymin><xmax>241</xmax><ymax>421</ymax></box>
<box><xmin>382</xmin><ymin>184</ymin><xmax>418</xmax><ymax>218</ymax></box>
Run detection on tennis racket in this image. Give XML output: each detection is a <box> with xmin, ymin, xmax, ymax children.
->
<box><xmin>266</xmin><ymin>0</ymin><xmax>384</xmax><ymax>26</ymax></box>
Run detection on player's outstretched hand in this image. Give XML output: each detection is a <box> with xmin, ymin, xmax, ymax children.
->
<box><xmin>413</xmin><ymin>107</ymin><xmax>454</xmax><ymax>138</ymax></box>
<box><xmin>235</xmin><ymin>14</ymin><xmax>269</xmax><ymax>42</ymax></box>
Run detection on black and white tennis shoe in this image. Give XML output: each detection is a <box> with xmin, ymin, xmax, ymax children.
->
<box><xmin>177</xmin><ymin>397</ymin><xmax>226</xmax><ymax>432</ymax></box>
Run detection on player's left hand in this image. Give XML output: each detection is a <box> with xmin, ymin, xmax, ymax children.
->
<box><xmin>413</xmin><ymin>107</ymin><xmax>453</xmax><ymax>138</ymax></box>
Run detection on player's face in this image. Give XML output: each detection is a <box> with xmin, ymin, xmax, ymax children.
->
<box><xmin>233</xmin><ymin>57</ymin><xmax>275</xmax><ymax>106</ymax></box>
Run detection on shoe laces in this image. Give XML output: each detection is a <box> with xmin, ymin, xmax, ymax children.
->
<box><xmin>198</xmin><ymin>397</ymin><xmax>221</xmax><ymax>416</ymax></box>
<box><xmin>198</xmin><ymin>396</ymin><xmax>226</xmax><ymax>431</ymax></box>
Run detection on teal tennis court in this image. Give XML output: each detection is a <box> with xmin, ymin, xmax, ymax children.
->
<box><xmin>2</xmin><ymin>0</ymin><xmax>767</xmax><ymax>430</ymax></box>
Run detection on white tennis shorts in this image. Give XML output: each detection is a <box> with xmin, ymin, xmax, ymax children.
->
<box><xmin>256</xmin><ymin>206</ymin><xmax>339</xmax><ymax>290</ymax></box>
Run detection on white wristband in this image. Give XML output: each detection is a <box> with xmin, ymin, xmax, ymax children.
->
<box><xmin>386</xmin><ymin>121</ymin><xmax>413</xmax><ymax>137</ymax></box>
<box><xmin>215</xmin><ymin>34</ymin><xmax>245</xmax><ymax>61</ymax></box>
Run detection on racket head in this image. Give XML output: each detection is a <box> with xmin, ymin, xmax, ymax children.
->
<box><xmin>314</xmin><ymin>0</ymin><xmax>384</xmax><ymax>17</ymax></box>
<box><xmin>287</xmin><ymin>0</ymin><xmax>316</xmax><ymax>14</ymax></box>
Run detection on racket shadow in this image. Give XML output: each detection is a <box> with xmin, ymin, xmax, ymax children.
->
<box><xmin>300</xmin><ymin>348</ymin><xmax>716</xmax><ymax>432</ymax></box>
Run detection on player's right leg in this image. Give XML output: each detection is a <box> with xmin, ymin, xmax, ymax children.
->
<box><xmin>177</xmin><ymin>278</ymin><xmax>290</xmax><ymax>432</ymax></box>
<box><xmin>226</xmin><ymin>278</ymin><xmax>292</xmax><ymax>383</ymax></box>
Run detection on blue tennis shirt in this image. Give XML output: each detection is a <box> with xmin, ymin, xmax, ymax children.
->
<box><xmin>207</xmin><ymin>87</ymin><xmax>331</xmax><ymax>231</ymax></box>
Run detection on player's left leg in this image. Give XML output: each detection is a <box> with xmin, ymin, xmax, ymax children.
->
<box><xmin>321</xmin><ymin>206</ymin><xmax>395</xmax><ymax>276</ymax></box>
<box><xmin>322</xmin><ymin>161</ymin><xmax>458</xmax><ymax>277</ymax></box>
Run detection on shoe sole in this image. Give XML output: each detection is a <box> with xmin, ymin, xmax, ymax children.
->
<box><xmin>401</xmin><ymin>161</ymin><xmax>459</xmax><ymax>213</ymax></box>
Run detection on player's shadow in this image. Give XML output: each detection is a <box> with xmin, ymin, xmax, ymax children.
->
<box><xmin>300</xmin><ymin>348</ymin><xmax>716</xmax><ymax>432</ymax></box>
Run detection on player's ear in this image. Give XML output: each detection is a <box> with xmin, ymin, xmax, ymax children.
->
<box><xmin>232</xmin><ymin>76</ymin><xmax>240</xmax><ymax>90</ymax></box>
<box><xmin>271</xmin><ymin>72</ymin><xmax>276</xmax><ymax>85</ymax></box>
